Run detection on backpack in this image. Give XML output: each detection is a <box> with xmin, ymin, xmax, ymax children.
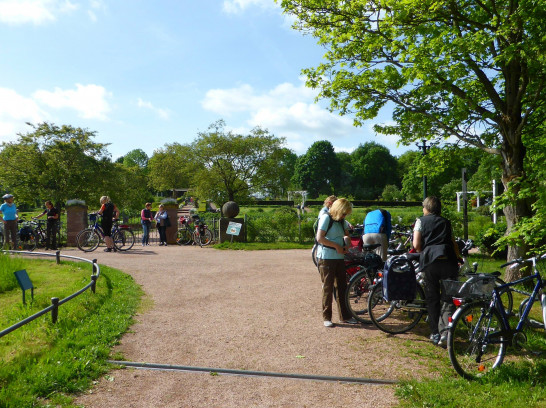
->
<box><xmin>313</xmin><ymin>214</ymin><xmax>340</xmax><ymax>250</ymax></box>
<box><xmin>382</xmin><ymin>256</ymin><xmax>417</xmax><ymax>301</ymax></box>
<box><xmin>378</xmin><ymin>209</ymin><xmax>389</xmax><ymax>234</ymax></box>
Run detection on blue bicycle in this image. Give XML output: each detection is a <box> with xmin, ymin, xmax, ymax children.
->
<box><xmin>76</xmin><ymin>213</ymin><xmax>135</xmax><ymax>252</ymax></box>
<box><xmin>447</xmin><ymin>253</ymin><xmax>546</xmax><ymax>379</ymax></box>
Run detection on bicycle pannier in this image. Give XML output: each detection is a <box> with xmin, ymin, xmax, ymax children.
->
<box><xmin>382</xmin><ymin>256</ymin><xmax>416</xmax><ymax>301</ymax></box>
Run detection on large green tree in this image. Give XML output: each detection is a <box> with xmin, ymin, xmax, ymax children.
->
<box><xmin>350</xmin><ymin>142</ymin><xmax>398</xmax><ymax>199</ymax></box>
<box><xmin>190</xmin><ymin>120</ymin><xmax>288</xmax><ymax>203</ymax></box>
<box><xmin>147</xmin><ymin>143</ymin><xmax>191</xmax><ymax>198</ymax></box>
<box><xmin>280</xmin><ymin>0</ymin><xmax>546</xmax><ymax>275</ymax></box>
<box><xmin>0</xmin><ymin>122</ymin><xmax>111</xmax><ymax>207</ymax></box>
<box><xmin>291</xmin><ymin>140</ymin><xmax>341</xmax><ymax>197</ymax></box>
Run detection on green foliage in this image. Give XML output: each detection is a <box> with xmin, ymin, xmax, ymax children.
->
<box><xmin>0</xmin><ymin>257</ymin><xmax>142</xmax><ymax>407</ymax></box>
<box><xmin>191</xmin><ymin>120</ymin><xmax>288</xmax><ymax>203</ymax></box>
<box><xmin>292</xmin><ymin>140</ymin><xmax>340</xmax><ymax>197</ymax></box>
<box><xmin>0</xmin><ymin>122</ymin><xmax>111</xmax><ymax>207</ymax></box>
<box><xmin>475</xmin><ymin>222</ymin><xmax>508</xmax><ymax>259</ymax></box>
<box><xmin>381</xmin><ymin>184</ymin><xmax>404</xmax><ymax>201</ymax></box>
<box><xmin>350</xmin><ymin>142</ymin><xmax>398</xmax><ymax>199</ymax></box>
<box><xmin>147</xmin><ymin>143</ymin><xmax>192</xmax><ymax>197</ymax></box>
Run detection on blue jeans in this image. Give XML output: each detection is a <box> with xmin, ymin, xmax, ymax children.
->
<box><xmin>141</xmin><ymin>222</ymin><xmax>150</xmax><ymax>244</ymax></box>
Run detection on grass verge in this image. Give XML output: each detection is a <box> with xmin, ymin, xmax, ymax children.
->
<box><xmin>0</xmin><ymin>254</ymin><xmax>142</xmax><ymax>408</ymax></box>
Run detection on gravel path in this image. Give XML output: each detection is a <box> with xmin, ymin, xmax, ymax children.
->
<box><xmin>66</xmin><ymin>245</ymin><xmax>438</xmax><ymax>407</ymax></box>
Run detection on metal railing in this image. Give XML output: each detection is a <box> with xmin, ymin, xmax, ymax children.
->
<box><xmin>0</xmin><ymin>250</ymin><xmax>100</xmax><ymax>339</ymax></box>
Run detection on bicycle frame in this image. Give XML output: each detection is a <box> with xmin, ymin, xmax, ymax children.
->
<box><xmin>492</xmin><ymin>271</ymin><xmax>544</xmax><ymax>334</ymax></box>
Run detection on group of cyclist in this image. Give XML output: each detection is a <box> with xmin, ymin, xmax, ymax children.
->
<box><xmin>315</xmin><ymin>194</ymin><xmax>460</xmax><ymax>347</ymax></box>
<box><xmin>1</xmin><ymin>193</ymin><xmax>60</xmax><ymax>251</ymax></box>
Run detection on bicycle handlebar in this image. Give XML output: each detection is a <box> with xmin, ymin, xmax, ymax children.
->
<box><xmin>500</xmin><ymin>253</ymin><xmax>546</xmax><ymax>269</ymax></box>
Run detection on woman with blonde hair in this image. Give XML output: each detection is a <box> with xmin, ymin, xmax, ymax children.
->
<box><xmin>97</xmin><ymin>196</ymin><xmax>119</xmax><ymax>252</ymax></box>
<box><xmin>315</xmin><ymin>198</ymin><xmax>357</xmax><ymax>327</ymax></box>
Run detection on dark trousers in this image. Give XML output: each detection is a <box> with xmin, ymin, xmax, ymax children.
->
<box><xmin>46</xmin><ymin>220</ymin><xmax>58</xmax><ymax>249</ymax></box>
<box><xmin>318</xmin><ymin>258</ymin><xmax>351</xmax><ymax>321</ymax></box>
<box><xmin>423</xmin><ymin>259</ymin><xmax>458</xmax><ymax>335</ymax></box>
<box><xmin>158</xmin><ymin>225</ymin><xmax>167</xmax><ymax>244</ymax></box>
<box><xmin>3</xmin><ymin>220</ymin><xmax>17</xmax><ymax>249</ymax></box>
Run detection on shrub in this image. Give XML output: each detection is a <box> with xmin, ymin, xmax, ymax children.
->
<box><xmin>475</xmin><ymin>222</ymin><xmax>508</xmax><ymax>259</ymax></box>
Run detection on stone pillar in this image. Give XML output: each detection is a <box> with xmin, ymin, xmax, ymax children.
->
<box><xmin>164</xmin><ymin>204</ymin><xmax>179</xmax><ymax>245</ymax></box>
<box><xmin>66</xmin><ymin>205</ymin><xmax>88</xmax><ymax>246</ymax></box>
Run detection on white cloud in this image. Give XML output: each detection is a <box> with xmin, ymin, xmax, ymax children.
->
<box><xmin>0</xmin><ymin>0</ymin><xmax>77</xmax><ymax>25</ymax></box>
<box><xmin>222</xmin><ymin>0</ymin><xmax>277</xmax><ymax>14</ymax></box>
<box><xmin>202</xmin><ymin>81</ymin><xmax>359</xmax><ymax>152</ymax></box>
<box><xmin>0</xmin><ymin>88</ymin><xmax>48</xmax><ymax>140</ymax></box>
<box><xmin>137</xmin><ymin>98</ymin><xmax>170</xmax><ymax>120</ymax></box>
<box><xmin>33</xmin><ymin>83</ymin><xmax>112</xmax><ymax>120</ymax></box>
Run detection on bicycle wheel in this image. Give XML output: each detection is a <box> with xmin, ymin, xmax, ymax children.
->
<box><xmin>312</xmin><ymin>244</ymin><xmax>318</xmax><ymax>266</ymax></box>
<box><xmin>368</xmin><ymin>282</ymin><xmax>426</xmax><ymax>334</ymax></box>
<box><xmin>195</xmin><ymin>229</ymin><xmax>213</xmax><ymax>246</ymax></box>
<box><xmin>76</xmin><ymin>229</ymin><xmax>100</xmax><ymax>252</ymax></box>
<box><xmin>448</xmin><ymin>302</ymin><xmax>505</xmax><ymax>379</ymax></box>
<box><xmin>176</xmin><ymin>228</ymin><xmax>193</xmax><ymax>245</ymax></box>
<box><xmin>17</xmin><ymin>232</ymin><xmax>37</xmax><ymax>251</ymax></box>
<box><xmin>345</xmin><ymin>269</ymin><xmax>374</xmax><ymax>324</ymax></box>
<box><xmin>113</xmin><ymin>229</ymin><xmax>135</xmax><ymax>251</ymax></box>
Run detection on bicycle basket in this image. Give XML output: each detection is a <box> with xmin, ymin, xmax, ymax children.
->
<box><xmin>442</xmin><ymin>277</ymin><xmax>496</xmax><ymax>300</ymax></box>
<box><xmin>89</xmin><ymin>213</ymin><xmax>97</xmax><ymax>222</ymax></box>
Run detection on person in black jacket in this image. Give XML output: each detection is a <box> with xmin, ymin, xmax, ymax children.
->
<box><xmin>35</xmin><ymin>200</ymin><xmax>59</xmax><ymax>250</ymax></box>
<box><xmin>413</xmin><ymin>196</ymin><xmax>459</xmax><ymax>346</ymax></box>
<box><xmin>98</xmin><ymin>196</ymin><xmax>119</xmax><ymax>252</ymax></box>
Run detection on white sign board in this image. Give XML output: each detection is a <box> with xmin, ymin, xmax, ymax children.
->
<box><xmin>226</xmin><ymin>222</ymin><xmax>242</xmax><ymax>236</ymax></box>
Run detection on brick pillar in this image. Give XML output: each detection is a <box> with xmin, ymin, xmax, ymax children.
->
<box><xmin>66</xmin><ymin>205</ymin><xmax>88</xmax><ymax>246</ymax></box>
<box><xmin>165</xmin><ymin>204</ymin><xmax>179</xmax><ymax>245</ymax></box>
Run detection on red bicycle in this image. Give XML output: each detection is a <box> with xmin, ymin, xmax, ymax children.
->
<box><xmin>176</xmin><ymin>214</ymin><xmax>213</xmax><ymax>246</ymax></box>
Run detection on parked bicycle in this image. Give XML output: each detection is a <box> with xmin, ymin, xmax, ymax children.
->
<box><xmin>176</xmin><ymin>214</ymin><xmax>213</xmax><ymax>247</ymax></box>
<box><xmin>76</xmin><ymin>213</ymin><xmax>135</xmax><ymax>252</ymax></box>
<box><xmin>344</xmin><ymin>243</ymin><xmax>385</xmax><ymax>324</ymax></box>
<box><xmin>447</xmin><ymin>253</ymin><xmax>546</xmax><ymax>379</ymax></box>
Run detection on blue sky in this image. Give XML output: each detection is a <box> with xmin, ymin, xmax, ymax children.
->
<box><xmin>0</xmin><ymin>0</ymin><xmax>410</xmax><ymax>160</ymax></box>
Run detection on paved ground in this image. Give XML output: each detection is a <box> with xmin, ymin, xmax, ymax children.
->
<box><xmin>63</xmin><ymin>245</ymin><xmax>438</xmax><ymax>408</ymax></box>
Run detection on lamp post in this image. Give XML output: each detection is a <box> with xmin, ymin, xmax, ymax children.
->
<box><xmin>416</xmin><ymin>140</ymin><xmax>430</xmax><ymax>201</ymax></box>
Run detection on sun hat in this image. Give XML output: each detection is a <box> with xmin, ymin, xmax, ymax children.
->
<box><xmin>2</xmin><ymin>193</ymin><xmax>13</xmax><ymax>200</ymax></box>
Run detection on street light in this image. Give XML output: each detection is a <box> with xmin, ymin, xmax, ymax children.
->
<box><xmin>416</xmin><ymin>140</ymin><xmax>430</xmax><ymax>201</ymax></box>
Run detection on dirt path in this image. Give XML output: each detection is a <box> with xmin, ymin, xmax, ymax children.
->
<box><xmin>67</xmin><ymin>246</ymin><xmax>437</xmax><ymax>407</ymax></box>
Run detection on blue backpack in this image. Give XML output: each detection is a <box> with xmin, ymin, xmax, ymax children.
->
<box><xmin>382</xmin><ymin>256</ymin><xmax>417</xmax><ymax>301</ymax></box>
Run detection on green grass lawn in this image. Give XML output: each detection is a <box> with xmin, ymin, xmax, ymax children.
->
<box><xmin>0</xmin><ymin>252</ymin><xmax>143</xmax><ymax>407</ymax></box>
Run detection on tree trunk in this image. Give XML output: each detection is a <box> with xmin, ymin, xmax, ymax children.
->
<box><xmin>500</xmin><ymin>130</ymin><xmax>531</xmax><ymax>282</ymax></box>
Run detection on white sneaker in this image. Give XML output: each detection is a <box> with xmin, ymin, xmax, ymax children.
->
<box><xmin>323</xmin><ymin>320</ymin><xmax>334</xmax><ymax>328</ymax></box>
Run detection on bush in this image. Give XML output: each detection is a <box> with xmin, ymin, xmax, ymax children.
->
<box><xmin>475</xmin><ymin>222</ymin><xmax>507</xmax><ymax>259</ymax></box>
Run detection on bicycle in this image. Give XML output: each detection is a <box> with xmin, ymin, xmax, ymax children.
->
<box><xmin>447</xmin><ymin>253</ymin><xmax>546</xmax><ymax>379</ymax></box>
<box><xmin>76</xmin><ymin>213</ymin><xmax>135</xmax><ymax>252</ymax></box>
<box><xmin>176</xmin><ymin>214</ymin><xmax>213</xmax><ymax>247</ymax></box>
<box><xmin>344</xmin><ymin>244</ymin><xmax>385</xmax><ymax>324</ymax></box>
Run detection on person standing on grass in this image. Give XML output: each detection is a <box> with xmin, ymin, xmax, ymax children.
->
<box><xmin>0</xmin><ymin>193</ymin><xmax>18</xmax><ymax>249</ymax></box>
<box><xmin>315</xmin><ymin>197</ymin><xmax>358</xmax><ymax>328</ymax></box>
<box><xmin>140</xmin><ymin>202</ymin><xmax>153</xmax><ymax>246</ymax></box>
<box><xmin>97</xmin><ymin>196</ymin><xmax>119</xmax><ymax>252</ymax></box>
<box><xmin>413</xmin><ymin>196</ymin><xmax>459</xmax><ymax>346</ymax></box>
<box><xmin>34</xmin><ymin>200</ymin><xmax>59</xmax><ymax>250</ymax></box>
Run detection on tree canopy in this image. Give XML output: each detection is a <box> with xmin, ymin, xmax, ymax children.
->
<box><xmin>280</xmin><ymin>0</ymin><xmax>546</xmax><ymax>271</ymax></box>
<box><xmin>190</xmin><ymin>120</ymin><xmax>287</xmax><ymax>203</ymax></box>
